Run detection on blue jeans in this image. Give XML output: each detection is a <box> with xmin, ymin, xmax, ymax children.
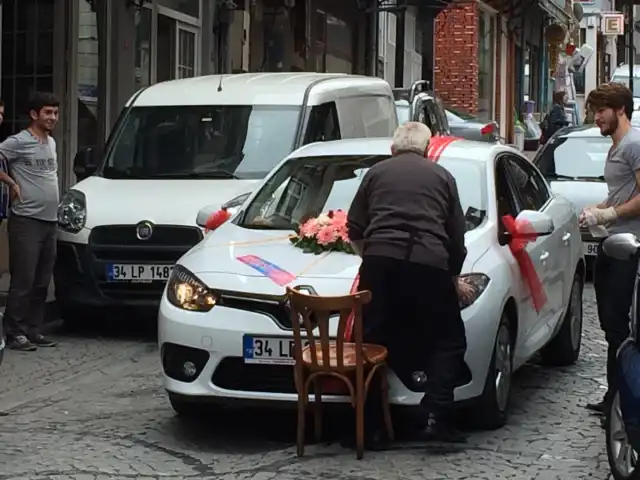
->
<box><xmin>594</xmin><ymin>248</ymin><xmax>638</xmax><ymax>401</ymax></box>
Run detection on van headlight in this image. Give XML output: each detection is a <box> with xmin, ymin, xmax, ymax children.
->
<box><xmin>457</xmin><ymin>273</ymin><xmax>490</xmax><ymax>309</ymax></box>
<box><xmin>166</xmin><ymin>265</ymin><xmax>218</xmax><ymax>312</ymax></box>
<box><xmin>58</xmin><ymin>189</ymin><xmax>87</xmax><ymax>233</ymax></box>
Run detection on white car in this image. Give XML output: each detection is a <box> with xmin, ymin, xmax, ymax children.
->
<box><xmin>158</xmin><ymin>138</ymin><xmax>585</xmax><ymax>429</ymax></box>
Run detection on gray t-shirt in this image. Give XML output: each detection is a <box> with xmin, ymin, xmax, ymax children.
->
<box><xmin>0</xmin><ymin>130</ymin><xmax>58</xmax><ymax>222</ymax></box>
<box><xmin>604</xmin><ymin>127</ymin><xmax>640</xmax><ymax>236</ymax></box>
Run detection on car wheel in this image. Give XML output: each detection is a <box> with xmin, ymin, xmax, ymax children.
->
<box><xmin>540</xmin><ymin>271</ymin><xmax>583</xmax><ymax>366</ymax></box>
<box><xmin>606</xmin><ymin>391</ymin><xmax>640</xmax><ymax>479</ymax></box>
<box><xmin>468</xmin><ymin>313</ymin><xmax>513</xmax><ymax>430</ymax></box>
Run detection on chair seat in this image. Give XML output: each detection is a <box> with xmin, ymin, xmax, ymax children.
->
<box><xmin>301</xmin><ymin>342</ymin><xmax>387</xmax><ymax>368</ymax></box>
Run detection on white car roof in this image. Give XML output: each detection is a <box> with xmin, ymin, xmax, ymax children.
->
<box><xmin>288</xmin><ymin>137</ymin><xmax>499</xmax><ymax>164</ymax></box>
<box><xmin>612</xmin><ymin>65</ymin><xmax>640</xmax><ymax>78</ymax></box>
<box><xmin>131</xmin><ymin>72</ymin><xmax>392</xmax><ymax>107</ymax></box>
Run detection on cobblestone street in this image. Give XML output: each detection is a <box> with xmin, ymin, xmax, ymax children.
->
<box><xmin>0</xmin><ymin>285</ymin><xmax>611</xmax><ymax>480</ymax></box>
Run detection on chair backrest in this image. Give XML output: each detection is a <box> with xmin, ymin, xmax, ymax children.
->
<box><xmin>286</xmin><ymin>286</ymin><xmax>372</xmax><ymax>371</ymax></box>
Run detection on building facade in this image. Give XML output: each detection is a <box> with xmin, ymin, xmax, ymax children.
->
<box><xmin>433</xmin><ymin>0</ymin><xmax>576</xmax><ymax>141</ymax></box>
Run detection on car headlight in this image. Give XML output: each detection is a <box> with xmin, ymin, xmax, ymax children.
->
<box><xmin>458</xmin><ymin>273</ymin><xmax>490</xmax><ymax>309</ymax></box>
<box><xmin>166</xmin><ymin>265</ymin><xmax>218</xmax><ymax>312</ymax></box>
<box><xmin>57</xmin><ymin>189</ymin><xmax>87</xmax><ymax>233</ymax></box>
<box><xmin>221</xmin><ymin>192</ymin><xmax>250</xmax><ymax>216</ymax></box>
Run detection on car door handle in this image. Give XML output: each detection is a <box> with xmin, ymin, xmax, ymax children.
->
<box><xmin>562</xmin><ymin>232</ymin><xmax>571</xmax><ymax>243</ymax></box>
<box><xmin>540</xmin><ymin>251</ymin><xmax>550</xmax><ymax>261</ymax></box>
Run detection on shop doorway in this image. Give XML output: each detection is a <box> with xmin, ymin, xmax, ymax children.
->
<box><xmin>157</xmin><ymin>13</ymin><xmax>198</xmax><ymax>82</ymax></box>
<box><xmin>0</xmin><ymin>0</ymin><xmax>55</xmax><ymax>139</ymax></box>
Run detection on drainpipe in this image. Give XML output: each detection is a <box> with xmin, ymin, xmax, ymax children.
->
<box><xmin>628</xmin><ymin>0</ymin><xmax>634</xmax><ymax>94</ymax></box>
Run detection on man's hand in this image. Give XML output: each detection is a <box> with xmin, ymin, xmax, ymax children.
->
<box><xmin>9</xmin><ymin>183</ymin><xmax>21</xmax><ymax>202</ymax></box>
<box><xmin>580</xmin><ymin>206</ymin><xmax>617</xmax><ymax>227</ymax></box>
<box><xmin>455</xmin><ymin>277</ymin><xmax>475</xmax><ymax>302</ymax></box>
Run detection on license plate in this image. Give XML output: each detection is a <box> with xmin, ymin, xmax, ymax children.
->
<box><xmin>107</xmin><ymin>264</ymin><xmax>174</xmax><ymax>282</ymax></box>
<box><xmin>583</xmin><ymin>242</ymin><xmax>599</xmax><ymax>256</ymax></box>
<box><xmin>243</xmin><ymin>335</ymin><xmax>309</xmax><ymax>365</ymax></box>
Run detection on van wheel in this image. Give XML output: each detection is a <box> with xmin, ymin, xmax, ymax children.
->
<box><xmin>468</xmin><ymin>313</ymin><xmax>513</xmax><ymax>430</ymax></box>
<box><xmin>540</xmin><ymin>272</ymin><xmax>583</xmax><ymax>366</ymax></box>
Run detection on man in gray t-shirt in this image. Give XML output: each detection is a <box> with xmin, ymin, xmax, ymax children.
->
<box><xmin>0</xmin><ymin>92</ymin><xmax>60</xmax><ymax>351</ymax></box>
<box><xmin>581</xmin><ymin>83</ymin><xmax>640</xmax><ymax>415</ymax></box>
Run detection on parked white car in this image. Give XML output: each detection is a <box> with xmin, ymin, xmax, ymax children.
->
<box><xmin>158</xmin><ymin>137</ymin><xmax>585</xmax><ymax>429</ymax></box>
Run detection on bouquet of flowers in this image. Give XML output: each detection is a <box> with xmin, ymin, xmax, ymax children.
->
<box><xmin>289</xmin><ymin>209</ymin><xmax>355</xmax><ymax>255</ymax></box>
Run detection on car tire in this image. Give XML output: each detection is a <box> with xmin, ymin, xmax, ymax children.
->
<box><xmin>606</xmin><ymin>391</ymin><xmax>640</xmax><ymax>479</ymax></box>
<box><xmin>468</xmin><ymin>313</ymin><xmax>513</xmax><ymax>430</ymax></box>
<box><xmin>540</xmin><ymin>271</ymin><xmax>583</xmax><ymax>367</ymax></box>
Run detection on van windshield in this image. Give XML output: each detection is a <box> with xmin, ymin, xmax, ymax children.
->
<box><xmin>100</xmin><ymin>105</ymin><xmax>301</xmax><ymax>180</ymax></box>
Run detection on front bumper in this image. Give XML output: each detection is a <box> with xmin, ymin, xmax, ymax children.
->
<box><xmin>55</xmin><ymin>225</ymin><xmax>203</xmax><ymax>310</ymax></box>
<box><xmin>158</xmin><ymin>290</ymin><xmax>497</xmax><ymax>407</ymax></box>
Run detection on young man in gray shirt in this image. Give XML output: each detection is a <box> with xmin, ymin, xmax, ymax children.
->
<box><xmin>0</xmin><ymin>92</ymin><xmax>60</xmax><ymax>351</ymax></box>
<box><xmin>581</xmin><ymin>83</ymin><xmax>640</xmax><ymax>415</ymax></box>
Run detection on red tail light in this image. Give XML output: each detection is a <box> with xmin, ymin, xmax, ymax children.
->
<box><xmin>480</xmin><ymin>123</ymin><xmax>495</xmax><ymax>135</ymax></box>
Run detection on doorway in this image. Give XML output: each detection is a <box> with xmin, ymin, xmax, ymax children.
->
<box><xmin>157</xmin><ymin>13</ymin><xmax>198</xmax><ymax>82</ymax></box>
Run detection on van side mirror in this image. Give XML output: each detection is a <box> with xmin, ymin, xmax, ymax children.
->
<box><xmin>73</xmin><ymin>147</ymin><xmax>97</xmax><ymax>181</ymax></box>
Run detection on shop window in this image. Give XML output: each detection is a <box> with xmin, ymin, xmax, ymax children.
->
<box><xmin>157</xmin><ymin>0</ymin><xmax>200</xmax><ymax>19</ymax></box>
<box><xmin>478</xmin><ymin>8</ymin><xmax>496</xmax><ymax>122</ymax></box>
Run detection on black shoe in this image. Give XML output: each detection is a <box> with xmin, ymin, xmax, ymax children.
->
<box><xmin>8</xmin><ymin>335</ymin><xmax>37</xmax><ymax>351</ymax></box>
<box><xmin>585</xmin><ymin>400</ymin><xmax>607</xmax><ymax>415</ymax></box>
<box><xmin>417</xmin><ymin>412</ymin><xmax>467</xmax><ymax>443</ymax></box>
<box><xmin>28</xmin><ymin>334</ymin><xmax>57</xmax><ymax>348</ymax></box>
<box><xmin>340</xmin><ymin>429</ymin><xmax>390</xmax><ymax>451</ymax></box>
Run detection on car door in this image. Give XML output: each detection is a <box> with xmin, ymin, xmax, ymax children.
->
<box><xmin>503</xmin><ymin>154</ymin><xmax>567</xmax><ymax>331</ymax></box>
<box><xmin>495</xmin><ymin>156</ymin><xmax>541</xmax><ymax>358</ymax></box>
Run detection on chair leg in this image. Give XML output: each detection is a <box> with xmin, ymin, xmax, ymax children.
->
<box><xmin>314</xmin><ymin>381</ymin><xmax>323</xmax><ymax>442</ymax></box>
<box><xmin>380</xmin><ymin>367</ymin><xmax>395</xmax><ymax>441</ymax></box>
<box><xmin>355</xmin><ymin>386</ymin><xmax>365</xmax><ymax>460</ymax></box>
<box><xmin>297</xmin><ymin>382</ymin><xmax>306</xmax><ymax>457</ymax></box>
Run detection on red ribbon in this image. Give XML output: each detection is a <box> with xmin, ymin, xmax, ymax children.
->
<box><xmin>344</xmin><ymin>273</ymin><xmax>360</xmax><ymax>342</ymax></box>
<box><xmin>205</xmin><ymin>208</ymin><xmax>232</xmax><ymax>232</ymax></box>
<box><xmin>502</xmin><ymin>214</ymin><xmax>547</xmax><ymax>313</ymax></box>
<box><xmin>426</xmin><ymin>136</ymin><xmax>463</xmax><ymax>163</ymax></box>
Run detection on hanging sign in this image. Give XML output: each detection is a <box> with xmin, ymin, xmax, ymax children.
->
<box><xmin>601</xmin><ymin>13</ymin><xmax>625</xmax><ymax>35</ymax></box>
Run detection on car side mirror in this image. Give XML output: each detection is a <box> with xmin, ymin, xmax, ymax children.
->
<box><xmin>603</xmin><ymin>233</ymin><xmax>640</xmax><ymax>260</ymax></box>
<box><xmin>73</xmin><ymin>147</ymin><xmax>97</xmax><ymax>181</ymax></box>
<box><xmin>196</xmin><ymin>204</ymin><xmax>222</xmax><ymax>229</ymax></box>
<box><xmin>512</xmin><ymin>210</ymin><xmax>555</xmax><ymax>237</ymax></box>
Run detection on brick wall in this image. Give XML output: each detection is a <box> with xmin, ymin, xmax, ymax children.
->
<box><xmin>434</xmin><ymin>0</ymin><xmax>479</xmax><ymax>114</ymax></box>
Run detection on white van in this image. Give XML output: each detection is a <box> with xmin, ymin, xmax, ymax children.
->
<box><xmin>54</xmin><ymin>72</ymin><xmax>397</xmax><ymax>320</ymax></box>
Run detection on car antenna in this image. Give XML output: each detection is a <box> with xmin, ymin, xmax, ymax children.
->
<box><xmin>217</xmin><ymin>75</ymin><xmax>224</xmax><ymax>92</ymax></box>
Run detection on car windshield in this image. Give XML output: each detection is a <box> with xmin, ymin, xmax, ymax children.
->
<box><xmin>241</xmin><ymin>155</ymin><xmax>487</xmax><ymax>232</ymax></box>
<box><xmin>536</xmin><ymin>135</ymin><xmax>610</xmax><ymax>179</ymax></box>
<box><xmin>396</xmin><ymin>102</ymin><xmax>410</xmax><ymax>124</ymax></box>
<box><xmin>99</xmin><ymin>105</ymin><xmax>300</xmax><ymax>180</ymax></box>
<box><xmin>611</xmin><ymin>75</ymin><xmax>640</xmax><ymax>95</ymax></box>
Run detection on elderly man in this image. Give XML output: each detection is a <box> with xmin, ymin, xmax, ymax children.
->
<box><xmin>346</xmin><ymin>122</ymin><xmax>470</xmax><ymax>449</ymax></box>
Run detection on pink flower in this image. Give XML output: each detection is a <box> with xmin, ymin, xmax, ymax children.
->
<box><xmin>316</xmin><ymin>226</ymin><xmax>338</xmax><ymax>245</ymax></box>
<box><xmin>332</xmin><ymin>209</ymin><xmax>347</xmax><ymax>222</ymax></box>
<box><xmin>299</xmin><ymin>219</ymin><xmax>320</xmax><ymax>237</ymax></box>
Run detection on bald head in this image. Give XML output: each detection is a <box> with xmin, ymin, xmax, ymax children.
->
<box><xmin>391</xmin><ymin>122</ymin><xmax>432</xmax><ymax>156</ymax></box>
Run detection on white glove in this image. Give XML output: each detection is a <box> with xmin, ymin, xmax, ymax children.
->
<box><xmin>579</xmin><ymin>207</ymin><xmax>617</xmax><ymax>227</ymax></box>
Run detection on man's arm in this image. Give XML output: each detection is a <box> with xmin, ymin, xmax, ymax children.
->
<box><xmin>347</xmin><ymin>174</ymin><xmax>370</xmax><ymax>258</ymax></box>
<box><xmin>445</xmin><ymin>175</ymin><xmax>467</xmax><ymax>275</ymax></box>
<box><xmin>614</xmin><ymin>141</ymin><xmax>640</xmax><ymax>218</ymax></box>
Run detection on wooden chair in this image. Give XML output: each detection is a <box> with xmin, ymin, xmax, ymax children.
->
<box><xmin>286</xmin><ymin>286</ymin><xmax>394</xmax><ymax>459</ymax></box>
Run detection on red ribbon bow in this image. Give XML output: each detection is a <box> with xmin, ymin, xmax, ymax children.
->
<box><xmin>205</xmin><ymin>208</ymin><xmax>232</xmax><ymax>232</ymax></box>
<box><xmin>502</xmin><ymin>214</ymin><xmax>547</xmax><ymax>313</ymax></box>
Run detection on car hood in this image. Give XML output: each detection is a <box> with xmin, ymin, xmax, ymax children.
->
<box><xmin>549</xmin><ymin>180</ymin><xmax>608</xmax><ymax>214</ymax></box>
<box><xmin>179</xmin><ymin>222</ymin><xmax>493</xmax><ymax>295</ymax></box>
<box><xmin>74</xmin><ymin>176</ymin><xmax>260</xmax><ymax>228</ymax></box>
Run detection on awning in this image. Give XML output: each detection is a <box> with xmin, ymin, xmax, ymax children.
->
<box><xmin>538</xmin><ymin>0</ymin><xmax>574</xmax><ymax>25</ymax></box>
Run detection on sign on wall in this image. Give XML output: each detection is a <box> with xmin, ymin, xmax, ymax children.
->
<box><xmin>601</xmin><ymin>13</ymin><xmax>625</xmax><ymax>35</ymax></box>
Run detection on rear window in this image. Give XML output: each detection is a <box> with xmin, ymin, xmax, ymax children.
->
<box><xmin>536</xmin><ymin>135</ymin><xmax>610</xmax><ymax>179</ymax></box>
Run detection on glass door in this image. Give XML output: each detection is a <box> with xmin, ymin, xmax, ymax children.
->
<box><xmin>176</xmin><ymin>24</ymin><xmax>197</xmax><ymax>78</ymax></box>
